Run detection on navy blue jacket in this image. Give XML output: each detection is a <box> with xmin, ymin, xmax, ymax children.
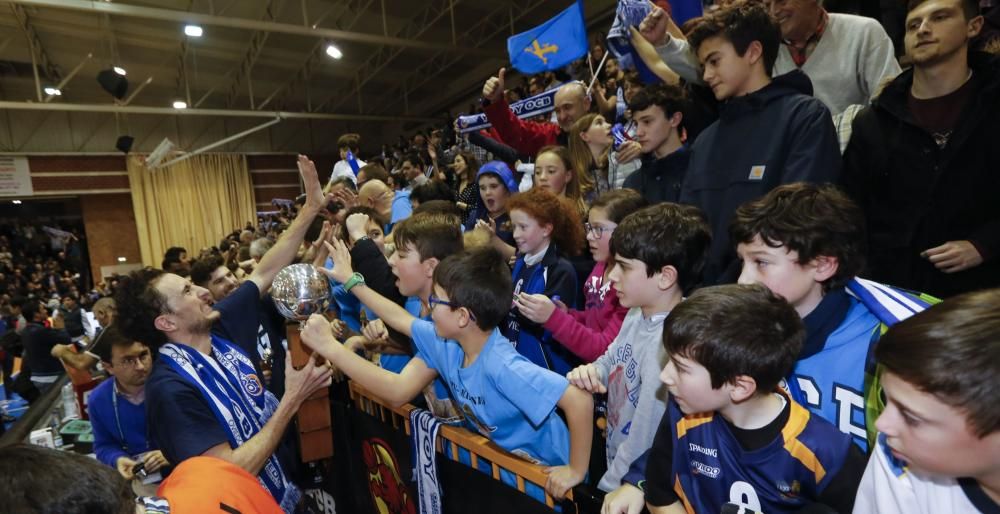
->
<box><xmin>681</xmin><ymin>70</ymin><xmax>841</xmax><ymax>284</ymax></box>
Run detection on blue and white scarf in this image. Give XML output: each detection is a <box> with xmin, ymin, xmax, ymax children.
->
<box><xmin>410</xmin><ymin>408</ymin><xmax>443</xmax><ymax>514</ymax></box>
<box><xmin>846</xmin><ymin>277</ymin><xmax>935</xmax><ymax>326</ymax></box>
<box><xmin>159</xmin><ymin>336</ymin><xmax>301</xmax><ymax>513</ymax></box>
<box><xmin>455</xmin><ymin>88</ymin><xmax>559</xmax><ymax>134</ymax></box>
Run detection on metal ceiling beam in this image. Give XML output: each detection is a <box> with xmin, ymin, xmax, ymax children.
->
<box><xmin>0</xmin><ymin>100</ymin><xmax>439</xmax><ymax>123</ymax></box>
<box><xmin>370</xmin><ymin>0</ymin><xmax>546</xmax><ymax>117</ymax></box>
<box><xmin>264</xmin><ymin>0</ymin><xmax>373</xmax><ymax>112</ymax></box>
<box><xmin>224</xmin><ymin>0</ymin><xmax>281</xmax><ymax>108</ymax></box>
<box><xmin>7</xmin><ymin>0</ymin><xmax>497</xmax><ymax>56</ymax></box>
<box><xmin>315</xmin><ymin>0</ymin><xmax>462</xmax><ymax>114</ymax></box>
<box><xmin>10</xmin><ymin>3</ymin><xmax>62</xmax><ymax>101</ymax></box>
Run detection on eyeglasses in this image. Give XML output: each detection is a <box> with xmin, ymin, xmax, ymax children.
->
<box><xmin>428</xmin><ymin>293</ymin><xmax>476</xmax><ymax>321</ymax></box>
<box><xmin>584</xmin><ymin>223</ymin><xmax>615</xmax><ymax>239</ymax></box>
<box><xmin>116</xmin><ymin>351</ymin><xmax>152</xmax><ymax>369</ymax></box>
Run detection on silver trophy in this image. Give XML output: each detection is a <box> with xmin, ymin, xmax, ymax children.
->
<box><xmin>271</xmin><ymin>263</ymin><xmax>330</xmax><ymax>323</ymax></box>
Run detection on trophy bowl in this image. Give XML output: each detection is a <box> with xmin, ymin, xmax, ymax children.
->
<box><xmin>271</xmin><ymin>263</ymin><xmax>330</xmax><ymax>322</ymax></box>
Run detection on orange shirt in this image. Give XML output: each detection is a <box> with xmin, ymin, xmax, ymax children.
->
<box><xmin>156</xmin><ymin>456</ymin><xmax>283</xmax><ymax>514</ymax></box>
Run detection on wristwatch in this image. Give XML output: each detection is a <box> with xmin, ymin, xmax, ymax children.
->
<box><xmin>343</xmin><ymin>272</ymin><xmax>365</xmax><ymax>292</ymax></box>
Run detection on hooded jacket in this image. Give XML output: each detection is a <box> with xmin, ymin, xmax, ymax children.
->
<box><xmin>681</xmin><ymin>70</ymin><xmax>841</xmax><ymax>284</ymax></box>
<box><xmin>843</xmin><ymin>52</ymin><xmax>1000</xmax><ymax>298</ymax></box>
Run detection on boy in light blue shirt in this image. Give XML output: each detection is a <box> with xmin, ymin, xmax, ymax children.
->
<box><xmin>302</xmin><ymin>244</ymin><xmax>593</xmax><ymax>499</ymax></box>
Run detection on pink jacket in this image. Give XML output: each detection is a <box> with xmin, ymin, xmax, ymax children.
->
<box><xmin>543</xmin><ymin>261</ymin><xmax>629</xmax><ymax>362</ymax></box>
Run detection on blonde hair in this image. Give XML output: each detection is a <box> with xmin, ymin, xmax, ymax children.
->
<box><xmin>568</xmin><ymin>114</ymin><xmax>609</xmax><ymax>190</ymax></box>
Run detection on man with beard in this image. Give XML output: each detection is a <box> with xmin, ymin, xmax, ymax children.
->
<box><xmin>115</xmin><ymin>155</ymin><xmax>334</xmax><ymax>513</ymax></box>
<box><xmin>87</xmin><ymin>325</ymin><xmax>169</xmax><ymax>480</ymax></box>
<box><xmin>843</xmin><ymin>0</ymin><xmax>1000</xmax><ymax>297</ymax></box>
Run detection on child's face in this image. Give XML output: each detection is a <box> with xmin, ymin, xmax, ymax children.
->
<box><xmin>429</xmin><ymin>284</ymin><xmax>463</xmax><ymax>339</ymax></box>
<box><xmin>478</xmin><ymin>175</ymin><xmax>510</xmax><ymax>215</ymax></box>
<box><xmin>364</xmin><ymin>221</ymin><xmax>386</xmax><ymax>254</ymax></box>
<box><xmin>510</xmin><ymin>209</ymin><xmax>552</xmax><ymax>256</ymax></box>
<box><xmin>533</xmin><ymin>152</ymin><xmax>573</xmax><ymax>197</ymax></box>
<box><xmin>661</xmin><ymin>354</ymin><xmax>730</xmax><ymax>415</ymax></box>
<box><xmin>736</xmin><ymin>236</ymin><xmax>828</xmax><ymax>318</ymax></box>
<box><xmin>388</xmin><ymin>242</ymin><xmax>432</xmax><ymax>299</ymax></box>
<box><xmin>581</xmin><ymin>116</ymin><xmax>612</xmax><ymax>148</ymax></box>
<box><xmin>634</xmin><ymin>105</ymin><xmax>675</xmax><ymax>155</ymax></box>
<box><xmin>876</xmin><ymin>371</ymin><xmax>1000</xmax><ymax>479</ymax></box>
<box><xmin>607</xmin><ymin>254</ymin><xmax>659</xmax><ymax>310</ymax></box>
<box><xmin>697</xmin><ymin>35</ymin><xmax>756</xmax><ymax>100</ymax></box>
<box><xmin>586</xmin><ymin>207</ymin><xmax>616</xmax><ymax>263</ymax></box>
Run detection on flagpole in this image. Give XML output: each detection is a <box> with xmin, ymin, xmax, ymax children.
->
<box><xmin>587</xmin><ymin>51</ymin><xmax>610</xmax><ymax>95</ymax></box>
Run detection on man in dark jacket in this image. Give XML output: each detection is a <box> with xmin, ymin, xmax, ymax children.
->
<box><xmin>680</xmin><ymin>2</ymin><xmax>842</xmax><ymax>284</ymax></box>
<box><xmin>21</xmin><ymin>299</ymin><xmax>71</xmax><ymax>393</ymax></box>
<box><xmin>623</xmin><ymin>83</ymin><xmax>691</xmax><ymax>204</ymax></box>
<box><xmin>843</xmin><ymin>0</ymin><xmax>998</xmax><ymax>298</ymax></box>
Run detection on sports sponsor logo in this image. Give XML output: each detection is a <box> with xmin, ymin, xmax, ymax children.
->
<box><xmin>689</xmin><ymin>442</ymin><xmax>719</xmax><ymax>458</ymax></box>
<box><xmin>691</xmin><ymin>460</ymin><xmax>721</xmax><ymax>479</ymax></box>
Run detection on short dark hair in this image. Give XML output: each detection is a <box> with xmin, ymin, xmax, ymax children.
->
<box><xmin>163</xmin><ymin>246</ymin><xmax>187</xmax><ymax>264</ymax></box>
<box><xmin>358</xmin><ymin>163</ymin><xmax>390</xmax><ymax>184</ymax></box>
<box><xmin>411</xmin><ymin>180</ymin><xmax>456</xmax><ymax>205</ymax></box>
<box><xmin>328</xmin><ymin>176</ymin><xmax>358</xmax><ymax>192</ymax></box>
<box><xmin>0</xmin><ymin>444</ymin><xmax>133</xmax><ymax>514</ymax></box>
<box><xmin>610</xmin><ymin>203</ymin><xmax>712</xmax><ymax>293</ymax></box>
<box><xmin>434</xmin><ymin>248</ymin><xmax>513</xmax><ymax>331</ymax></box>
<box><xmin>402</xmin><ymin>152</ymin><xmax>425</xmax><ymax>168</ymax></box>
<box><xmin>339</xmin><ymin>206</ymin><xmax>386</xmax><ymax>242</ymax></box>
<box><xmin>392</xmin><ymin>213</ymin><xmax>464</xmax><ymax>262</ymax></box>
<box><xmin>688</xmin><ymin>1</ymin><xmax>781</xmax><ymax>75</ymax></box>
<box><xmin>730</xmin><ymin>183</ymin><xmax>866</xmax><ymax>291</ymax></box>
<box><xmin>876</xmin><ymin>288</ymin><xmax>1000</xmax><ymax>438</ymax></box>
<box><xmin>22</xmin><ymin>300</ymin><xmax>45</xmax><ymax>321</ymax></box>
<box><xmin>92</xmin><ymin>323</ymin><xmax>136</xmax><ymax>364</ymax></box>
<box><xmin>627</xmin><ymin>83</ymin><xmax>689</xmax><ymax>120</ymax></box>
<box><xmin>413</xmin><ymin>200</ymin><xmax>464</xmax><ymax>218</ymax></box>
<box><xmin>337</xmin><ymin>133</ymin><xmax>361</xmax><ymax>151</ymax></box>
<box><xmin>664</xmin><ymin>284</ymin><xmax>804</xmax><ymax>392</ymax></box>
<box><xmin>589</xmin><ymin>189</ymin><xmax>649</xmax><ymax>225</ymax></box>
<box><xmin>190</xmin><ymin>255</ymin><xmax>225</xmax><ymax>287</ymax></box>
<box><xmin>907</xmin><ymin>0</ymin><xmax>979</xmax><ymax>19</ymax></box>
<box><xmin>115</xmin><ymin>268</ymin><xmax>170</xmax><ymax>349</ymax></box>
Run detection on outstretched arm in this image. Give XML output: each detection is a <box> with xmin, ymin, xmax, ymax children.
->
<box><xmin>248</xmin><ymin>155</ymin><xmax>331</xmax><ymax>298</ymax></box>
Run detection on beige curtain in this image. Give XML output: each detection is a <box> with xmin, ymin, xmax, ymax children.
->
<box><xmin>127</xmin><ymin>153</ymin><xmax>256</xmax><ymax>268</ymax></box>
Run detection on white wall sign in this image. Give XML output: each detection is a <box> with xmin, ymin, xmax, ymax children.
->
<box><xmin>0</xmin><ymin>156</ymin><xmax>33</xmax><ymax>197</ymax></box>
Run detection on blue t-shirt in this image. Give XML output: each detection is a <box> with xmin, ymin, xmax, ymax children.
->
<box><xmin>88</xmin><ymin>378</ymin><xmax>155</xmax><ymax>468</ymax></box>
<box><xmin>391</xmin><ymin>190</ymin><xmax>412</xmax><ymax>225</ymax></box>
<box><xmin>212</xmin><ymin>280</ymin><xmax>288</xmax><ymax>399</ymax></box>
<box><xmin>409</xmin><ymin>318</ymin><xmax>571</xmax><ymax>466</ymax></box>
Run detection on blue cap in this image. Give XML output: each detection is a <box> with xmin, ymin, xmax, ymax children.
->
<box><xmin>477</xmin><ymin>161</ymin><xmax>518</xmax><ymax>193</ymax></box>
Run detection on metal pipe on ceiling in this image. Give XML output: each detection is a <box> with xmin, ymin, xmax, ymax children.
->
<box><xmin>7</xmin><ymin>0</ymin><xmax>498</xmax><ymax>57</ymax></box>
<box><xmin>0</xmin><ymin>100</ymin><xmax>439</xmax><ymax>123</ymax></box>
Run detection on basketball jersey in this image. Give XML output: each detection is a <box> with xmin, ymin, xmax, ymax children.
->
<box><xmin>669</xmin><ymin>394</ymin><xmax>855</xmax><ymax>514</ymax></box>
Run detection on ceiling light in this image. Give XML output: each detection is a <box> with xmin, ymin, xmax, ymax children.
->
<box><xmin>117</xmin><ymin>256</ymin><xmax>127</xmax><ymax>262</ymax></box>
<box><xmin>113</xmin><ymin>66</ymin><xmax>127</xmax><ymax>76</ymax></box>
<box><xmin>184</xmin><ymin>25</ymin><xmax>203</xmax><ymax>37</ymax></box>
<box><xmin>172</xmin><ymin>100</ymin><xmax>187</xmax><ymax>109</ymax></box>
<box><xmin>325</xmin><ymin>44</ymin><xmax>343</xmax><ymax>59</ymax></box>
<box><xmin>44</xmin><ymin>86</ymin><xmax>61</xmax><ymax>96</ymax></box>
<box><xmin>12</xmin><ymin>200</ymin><xmax>22</xmax><ymax>205</ymax></box>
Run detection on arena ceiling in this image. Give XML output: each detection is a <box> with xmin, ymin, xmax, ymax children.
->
<box><xmin>0</xmin><ymin>0</ymin><xmax>619</xmax><ymax>140</ymax></box>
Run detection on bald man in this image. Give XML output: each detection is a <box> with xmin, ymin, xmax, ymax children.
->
<box><xmin>481</xmin><ymin>67</ymin><xmax>643</xmax><ymax>162</ymax></box>
<box><xmin>358</xmin><ymin>179</ymin><xmax>404</xmax><ymax>230</ymax></box>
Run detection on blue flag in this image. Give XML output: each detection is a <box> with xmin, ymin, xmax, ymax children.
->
<box><xmin>669</xmin><ymin>0</ymin><xmax>703</xmax><ymax>25</ymax></box>
<box><xmin>507</xmin><ymin>1</ymin><xmax>588</xmax><ymax>74</ymax></box>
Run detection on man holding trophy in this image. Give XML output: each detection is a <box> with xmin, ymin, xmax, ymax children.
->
<box><xmin>115</xmin><ymin>155</ymin><xmax>335</xmax><ymax>513</ymax></box>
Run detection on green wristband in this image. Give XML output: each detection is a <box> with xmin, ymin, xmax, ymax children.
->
<box><xmin>343</xmin><ymin>272</ymin><xmax>365</xmax><ymax>292</ymax></box>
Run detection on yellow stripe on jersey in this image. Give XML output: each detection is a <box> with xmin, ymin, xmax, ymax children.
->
<box><xmin>675</xmin><ymin>412</ymin><xmax>713</xmax><ymax>439</ymax></box>
<box><xmin>674</xmin><ymin>475</ymin><xmax>696</xmax><ymax>514</ymax></box>
<box><xmin>781</xmin><ymin>400</ymin><xmax>828</xmax><ymax>483</ymax></box>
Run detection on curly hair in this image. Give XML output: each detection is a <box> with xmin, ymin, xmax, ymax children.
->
<box><xmin>729</xmin><ymin>183</ymin><xmax>866</xmax><ymax>291</ymax></box>
<box><xmin>114</xmin><ymin>267</ymin><xmax>169</xmax><ymax>350</ymax></box>
<box><xmin>687</xmin><ymin>0</ymin><xmax>781</xmax><ymax>75</ymax></box>
<box><xmin>507</xmin><ymin>187</ymin><xmax>585</xmax><ymax>256</ymax></box>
